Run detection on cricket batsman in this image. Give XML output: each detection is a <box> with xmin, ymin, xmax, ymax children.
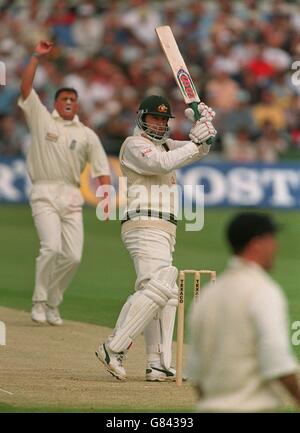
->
<box><xmin>96</xmin><ymin>94</ymin><xmax>217</xmax><ymax>381</ymax></box>
<box><xmin>18</xmin><ymin>41</ymin><xmax>111</xmax><ymax>325</ymax></box>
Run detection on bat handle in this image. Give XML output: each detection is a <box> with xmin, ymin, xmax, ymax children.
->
<box><xmin>189</xmin><ymin>102</ymin><xmax>213</xmax><ymax>145</ymax></box>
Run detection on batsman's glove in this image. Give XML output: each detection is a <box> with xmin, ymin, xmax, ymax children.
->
<box><xmin>189</xmin><ymin>120</ymin><xmax>217</xmax><ymax>145</ymax></box>
<box><xmin>185</xmin><ymin>102</ymin><xmax>216</xmax><ymax>123</ymax></box>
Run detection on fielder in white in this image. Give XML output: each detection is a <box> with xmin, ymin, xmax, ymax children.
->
<box><xmin>187</xmin><ymin>212</ymin><xmax>300</xmax><ymax>411</ymax></box>
<box><xmin>96</xmin><ymin>94</ymin><xmax>217</xmax><ymax>381</ymax></box>
<box><xmin>19</xmin><ymin>41</ymin><xmax>111</xmax><ymax>326</ymax></box>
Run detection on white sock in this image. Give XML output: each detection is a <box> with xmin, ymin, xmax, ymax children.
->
<box><xmin>147</xmin><ymin>353</ymin><xmax>161</xmax><ymax>368</ymax></box>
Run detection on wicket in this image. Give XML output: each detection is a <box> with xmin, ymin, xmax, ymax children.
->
<box><xmin>176</xmin><ymin>269</ymin><xmax>216</xmax><ymax>386</ymax></box>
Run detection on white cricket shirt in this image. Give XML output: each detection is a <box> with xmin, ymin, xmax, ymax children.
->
<box><xmin>18</xmin><ymin>89</ymin><xmax>110</xmax><ymax>186</ymax></box>
<box><xmin>187</xmin><ymin>257</ymin><xmax>299</xmax><ymax>412</ymax></box>
<box><xmin>119</xmin><ymin>127</ymin><xmax>210</xmax><ymax>235</ymax></box>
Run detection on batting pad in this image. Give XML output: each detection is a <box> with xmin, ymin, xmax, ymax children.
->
<box><xmin>108</xmin><ymin>266</ymin><xmax>178</xmax><ymax>353</ymax></box>
<box><xmin>156</xmin><ymin>266</ymin><xmax>178</xmax><ymax>289</ymax></box>
<box><xmin>108</xmin><ymin>290</ymin><xmax>160</xmax><ymax>353</ymax></box>
<box><xmin>145</xmin><ymin>286</ymin><xmax>178</xmax><ymax>369</ymax></box>
<box><xmin>160</xmin><ymin>295</ymin><xmax>178</xmax><ymax>369</ymax></box>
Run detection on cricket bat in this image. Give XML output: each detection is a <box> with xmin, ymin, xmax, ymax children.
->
<box><xmin>155</xmin><ymin>25</ymin><xmax>213</xmax><ymax>144</ymax></box>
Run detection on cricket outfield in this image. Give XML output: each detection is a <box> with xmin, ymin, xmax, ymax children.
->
<box><xmin>0</xmin><ymin>206</ymin><xmax>299</xmax><ymax>412</ymax></box>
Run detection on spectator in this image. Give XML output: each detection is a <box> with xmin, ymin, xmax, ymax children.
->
<box><xmin>120</xmin><ymin>0</ymin><xmax>161</xmax><ymax>47</ymax></box>
<box><xmin>253</xmin><ymin>89</ymin><xmax>286</xmax><ymax>130</ymax></box>
<box><xmin>256</xmin><ymin>121</ymin><xmax>288</xmax><ymax>163</ymax></box>
<box><xmin>217</xmin><ymin>90</ymin><xmax>257</xmax><ymax>136</ymax></box>
<box><xmin>246</xmin><ymin>43</ymin><xmax>276</xmax><ymax>85</ymax></box>
<box><xmin>285</xmin><ymin>94</ymin><xmax>300</xmax><ymax>149</ymax></box>
<box><xmin>0</xmin><ymin>84</ymin><xmax>19</xmax><ymax>116</ymax></box>
<box><xmin>223</xmin><ymin>127</ymin><xmax>257</xmax><ymax>162</ymax></box>
<box><xmin>72</xmin><ymin>3</ymin><xmax>104</xmax><ymax>55</ymax></box>
<box><xmin>0</xmin><ymin>114</ymin><xmax>26</xmax><ymax>156</ymax></box>
<box><xmin>45</xmin><ymin>0</ymin><xmax>76</xmax><ymax>47</ymax></box>
<box><xmin>0</xmin><ymin>0</ymin><xmax>299</xmax><ymax>158</ymax></box>
<box><xmin>206</xmin><ymin>65</ymin><xmax>241</xmax><ymax>112</ymax></box>
<box><xmin>270</xmin><ymin>70</ymin><xmax>294</xmax><ymax>109</ymax></box>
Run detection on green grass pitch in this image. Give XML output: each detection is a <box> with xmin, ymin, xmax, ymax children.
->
<box><xmin>0</xmin><ymin>205</ymin><xmax>299</xmax><ymax>350</ymax></box>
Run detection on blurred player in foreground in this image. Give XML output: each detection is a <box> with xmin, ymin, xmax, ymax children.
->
<box><xmin>96</xmin><ymin>94</ymin><xmax>217</xmax><ymax>381</ymax></box>
<box><xmin>19</xmin><ymin>41</ymin><xmax>111</xmax><ymax>325</ymax></box>
<box><xmin>188</xmin><ymin>212</ymin><xmax>300</xmax><ymax>411</ymax></box>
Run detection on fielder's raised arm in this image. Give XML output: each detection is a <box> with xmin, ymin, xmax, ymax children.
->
<box><xmin>21</xmin><ymin>40</ymin><xmax>54</xmax><ymax>100</ymax></box>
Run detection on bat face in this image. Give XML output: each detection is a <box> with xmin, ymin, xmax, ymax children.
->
<box><xmin>156</xmin><ymin>25</ymin><xmax>200</xmax><ymax>104</ymax></box>
<box><xmin>177</xmin><ymin>68</ymin><xmax>199</xmax><ymax>102</ymax></box>
<box><xmin>156</xmin><ymin>25</ymin><xmax>214</xmax><ymax>139</ymax></box>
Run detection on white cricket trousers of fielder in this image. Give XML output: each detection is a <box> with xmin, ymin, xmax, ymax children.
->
<box><xmin>30</xmin><ymin>182</ymin><xmax>84</xmax><ymax>308</ymax></box>
<box><xmin>121</xmin><ymin>227</ymin><xmax>177</xmax><ymax>364</ymax></box>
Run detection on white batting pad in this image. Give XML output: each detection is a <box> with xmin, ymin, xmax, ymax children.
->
<box><xmin>160</xmin><ymin>297</ymin><xmax>178</xmax><ymax>369</ymax></box>
<box><xmin>108</xmin><ymin>290</ymin><xmax>159</xmax><ymax>353</ymax></box>
<box><xmin>153</xmin><ymin>266</ymin><xmax>178</xmax><ymax>291</ymax></box>
<box><xmin>145</xmin><ymin>286</ymin><xmax>178</xmax><ymax>369</ymax></box>
<box><xmin>142</xmin><ymin>266</ymin><xmax>178</xmax><ymax>308</ymax></box>
<box><xmin>114</xmin><ymin>295</ymin><xmax>133</xmax><ymax>330</ymax></box>
<box><xmin>108</xmin><ymin>266</ymin><xmax>178</xmax><ymax>353</ymax></box>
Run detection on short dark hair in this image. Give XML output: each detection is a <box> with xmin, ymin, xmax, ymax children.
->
<box><xmin>226</xmin><ymin>212</ymin><xmax>279</xmax><ymax>254</ymax></box>
<box><xmin>54</xmin><ymin>87</ymin><xmax>78</xmax><ymax>101</ymax></box>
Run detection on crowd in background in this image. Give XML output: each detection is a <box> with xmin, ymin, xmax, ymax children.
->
<box><xmin>1</xmin><ymin>0</ymin><xmax>300</xmax><ymax>163</ymax></box>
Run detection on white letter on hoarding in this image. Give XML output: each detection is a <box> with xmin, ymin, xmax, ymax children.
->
<box><xmin>228</xmin><ymin>168</ymin><xmax>263</xmax><ymax>205</ymax></box>
<box><xmin>261</xmin><ymin>170</ymin><xmax>299</xmax><ymax>206</ymax></box>
<box><xmin>183</xmin><ymin>167</ymin><xmax>226</xmax><ymax>205</ymax></box>
<box><xmin>0</xmin><ymin>164</ymin><xmax>22</xmax><ymax>200</ymax></box>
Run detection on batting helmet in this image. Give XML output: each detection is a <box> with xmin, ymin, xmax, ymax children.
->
<box><xmin>136</xmin><ymin>95</ymin><xmax>174</xmax><ymax>143</ymax></box>
<box><xmin>138</xmin><ymin>95</ymin><xmax>174</xmax><ymax>118</ymax></box>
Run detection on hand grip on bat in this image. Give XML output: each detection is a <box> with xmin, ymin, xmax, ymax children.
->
<box><xmin>189</xmin><ymin>101</ymin><xmax>214</xmax><ymax>145</ymax></box>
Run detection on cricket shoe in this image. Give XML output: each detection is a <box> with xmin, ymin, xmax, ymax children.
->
<box><xmin>31</xmin><ymin>302</ymin><xmax>47</xmax><ymax>324</ymax></box>
<box><xmin>145</xmin><ymin>366</ymin><xmax>176</xmax><ymax>382</ymax></box>
<box><xmin>95</xmin><ymin>342</ymin><xmax>127</xmax><ymax>381</ymax></box>
<box><xmin>46</xmin><ymin>305</ymin><xmax>63</xmax><ymax>326</ymax></box>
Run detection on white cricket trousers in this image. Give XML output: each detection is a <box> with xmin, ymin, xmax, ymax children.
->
<box><xmin>30</xmin><ymin>182</ymin><xmax>84</xmax><ymax>307</ymax></box>
<box><xmin>121</xmin><ymin>227</ymin><xmax>176</xmax><ymax>291</ymax></box>
<box><xmin>121</xmin><ymin>227</ymin><xmax>177</xmax><ymax>361</ymax></box>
